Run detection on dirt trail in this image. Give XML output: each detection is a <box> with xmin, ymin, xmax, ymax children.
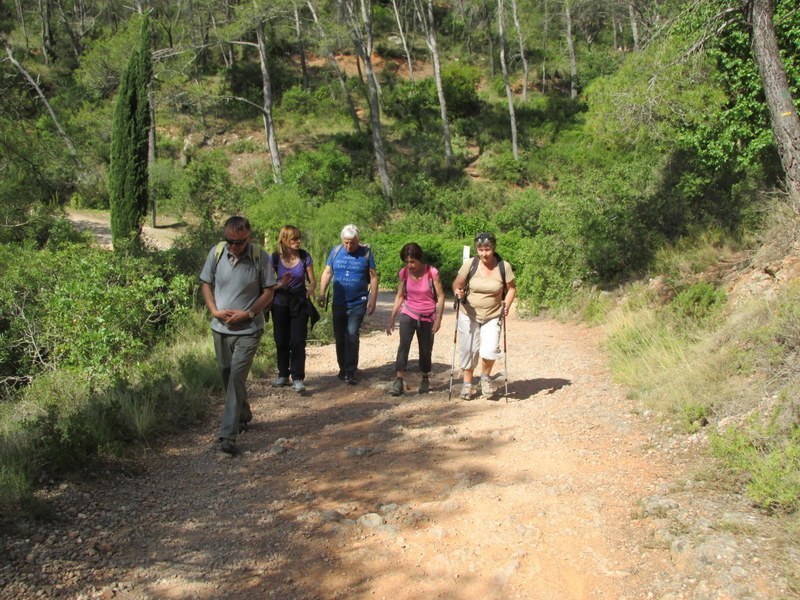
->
<box><xmin>2</xmin><ymin>290</ymin><xmax>790</xmax><ymax>599</ymax></box>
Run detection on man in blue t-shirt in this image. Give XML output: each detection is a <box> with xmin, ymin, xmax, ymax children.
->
<box><xmin>317</xmin><ymin>224</ymin><xmax>378</xmax><ymax>384</ymax></box>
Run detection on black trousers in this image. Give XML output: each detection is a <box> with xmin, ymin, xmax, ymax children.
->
<box><xmin>394</xmin><ymin>312</ymin><xmax>434</xmax><ymax>374</ymax></box>
<box><xmin>271</xmin><ymin>303</ymin><xmax>308</xmax><ymax>381</ymax></box>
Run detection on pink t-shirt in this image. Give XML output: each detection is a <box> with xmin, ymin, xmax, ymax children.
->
<box><xmin>399</xmin><ymin>265</ymin><xmax>438</xmax><ymax>321</ymax></box>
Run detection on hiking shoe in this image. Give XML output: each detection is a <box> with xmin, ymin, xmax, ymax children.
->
<box><xmin>480</xmin><ymin>377</ymin><xmax>495</xmax><ymax>398</ymax></box>
<box><xmin>459</xmin><ymin>384</ymin><xmax>473</xmax><ymax>400</ymax></box>
<box><xmin>219</xmin><ymin>439</ymin><xmax>238</xmax><ymax>455</ymax></box>
<box><xmin>390</xmin><ymin>378</ymin><xmax>404</xmax><ymax>396</ymax></box>
<box><xmin>272</xmin><ymin>376</ymin><xmax>289</xmax><ymax>387</ymax></box>
<box><xmin>337</xmin><ymin>371</ymin><xmax>346</xmax><ymax>381</ymax></box>
<box><xmin>240</xmin><ymin>401</ymin><xmax>253</xmax><ymax>424</ymax></box>
<box><xmin>292</xmin><ymin>379</ymin><xmax>306</xmax><ymax>393</ymax></box>
<box><xmin>418</xmin><ymin>377</ymin><xmax>430</xmax><ymax>394</ymax></box>
<box><xmin>345</xmin><ymin>372</ymin><xmax>357</xmax><ymax>385</ymax></box>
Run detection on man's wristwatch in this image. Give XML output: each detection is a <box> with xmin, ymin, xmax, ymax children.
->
<box><xmin>247</xmin><ymin>310</ymin><xmax>255</xmax><ymax>319</ymax></box>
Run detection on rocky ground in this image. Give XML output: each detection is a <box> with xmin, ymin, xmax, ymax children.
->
<box><xmin>1</xmin><ymin>289</ymin><xmax>796</xmax><ymax>599</ymax></box>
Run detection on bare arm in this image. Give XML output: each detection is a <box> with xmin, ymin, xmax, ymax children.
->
<box><xmin>305</xmin><ymin>264</ymin><xmax>317</xmax><ymax>298</ymax></box>
<box><xmin>317</xmin><ymin>264</ymin><xmax>333</xmax><ymax>306</ymax></box>
<box><xmin>502</xmin><ymin>280</ymin><xmax>516</xmax><ymax>316</ymax></box>
<box><xmin>386</xmin><ymin>281</ymin><xmax>405</xmax><ymax>335</ymax></box>
<box><xmin>367</xmin><ymin>268</ymin><xmax>379</xmax><ymax>315</ymax></box>
<box><xmin>452</xmin><ymin>274</ymin><xmax>467</xmax><ymax>301</ymax></box>
<box><xmin>432</xmin><ymin>275</ymin><xmax>446</xmax><ymax>334</ymax></box>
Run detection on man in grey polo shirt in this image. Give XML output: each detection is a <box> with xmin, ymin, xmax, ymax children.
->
<box><xmin>200</xmin><ymin>216</ymin><xmax>277</xmax><ymax>455</ymax></box>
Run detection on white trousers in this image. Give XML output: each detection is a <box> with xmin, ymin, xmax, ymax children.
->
<box><xmin>457</xmin><ymin>312</ymin><xmax>501</xmax><ymax>371</ymax></box>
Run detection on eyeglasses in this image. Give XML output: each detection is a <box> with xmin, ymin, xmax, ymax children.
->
<box><xmin>226</xmin><ymin>238</ymin><xmax>249</xmax><ymax>246</ymax></box>
<box><xmin>474</xmin><ymin>233</ymin><xmax>496</xmax><ymax>245</ymax></box>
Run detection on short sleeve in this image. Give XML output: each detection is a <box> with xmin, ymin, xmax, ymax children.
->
<box><xmin>260</xmin><ymin>251</ymin><xmax>278</xmax><ymax>288</ymax></box>
<box><xmin>199</xmin><ymin>246</ymin><xmax>217</xmax><ymax>284</ymax></box>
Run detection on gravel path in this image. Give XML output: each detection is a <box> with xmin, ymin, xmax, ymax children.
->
<box><xmin>1</xmin><ymin>292</ymin><xmax>793</xmax><ymax>599</ymax></box>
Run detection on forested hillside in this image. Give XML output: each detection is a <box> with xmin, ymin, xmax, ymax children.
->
<box><xmin>1</xmin><ymin>0</ymin><xmax>799</xmax><ymax>538</ymax></box>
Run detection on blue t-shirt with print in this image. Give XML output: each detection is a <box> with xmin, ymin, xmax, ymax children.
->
<box><xmin>327</xmin><ymin>244</ymin><xmax>375</xmax><ymax>308</ymax></box>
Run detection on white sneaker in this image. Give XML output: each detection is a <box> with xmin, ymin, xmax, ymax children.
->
<box><xmin>480</xmin><ymin>377</ymin><xmax>495</xmax><ymax>397</ymax></box>
<box><xmin>292</xmin><ymin>380</ymin><xmax>306</xmax><ymax>393</ymax></box>
<box><xmin>272</xmin><ymin>376</ymin><xmax>288</xmax><ymax>387</ymax></box>
<box><xmin>459</xmin><ymin>384</ymin><xmax>473</xmax><ymax>400</ymax></box>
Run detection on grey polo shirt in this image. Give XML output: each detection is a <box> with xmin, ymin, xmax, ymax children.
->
<box><xmin>199</xmin><ymin>243</ymin><xmax>277</xmax><ymax>335</ymax></box>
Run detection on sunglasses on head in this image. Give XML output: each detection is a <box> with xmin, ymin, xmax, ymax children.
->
<box><xmin>474</xmin><ymin>233</ymin><xmax>495</xmax><ymax>245</ymax></box>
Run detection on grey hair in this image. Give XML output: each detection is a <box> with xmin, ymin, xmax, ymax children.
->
<box><xmin>340</xmin><ymin>224</ymin><xmax>360</xmax><ymax>240</ymax></box>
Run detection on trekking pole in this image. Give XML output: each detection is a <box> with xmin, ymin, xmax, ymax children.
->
<box><xmin>448</xmin><ymin>299</ymin><xmax>460</xmax><ymax>401</ymax></box>
<box><xmin>502</xmin><ymin>301</ymin><xmax>509</xmax><ymax>402</ymax></box>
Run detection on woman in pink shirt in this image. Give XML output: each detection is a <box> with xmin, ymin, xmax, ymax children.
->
<box><xmin>386</xmin><ymin>243</ymin><xmax>445</xmax><ymax>396</ymax></box>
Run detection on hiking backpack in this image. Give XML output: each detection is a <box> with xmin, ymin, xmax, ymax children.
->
<box><xmin>463</xmin><ymin>253</ymin><xmax>507</xmax><ymax>301</ymax></box>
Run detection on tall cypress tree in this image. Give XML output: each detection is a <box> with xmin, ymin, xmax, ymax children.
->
<box><xmin>109</xmin><ymin>16</ymin><xmax>151</xmax><ymax>251</ymax></box>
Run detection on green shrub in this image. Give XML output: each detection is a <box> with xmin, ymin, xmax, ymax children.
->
<box><xmin>383</xmin><ymin>79</ymin><xmax>439</xmax><ymax>130</ymax></box>
<box><xmin>671</xmin><ymin>281</ymin><xmax>726</xmax><ymax>322</ymax></box>
<box><xmin>0</xmin><ymin>243</ymin><xmax>194</xmax><ymax>390</ymax></box>
<box><xmin>712</xmin><ymin>410</ymin><xmax>800</xmax><ymax>513</ymax></box>
<box><xmin>170</xmin><ymin>149</ymin><xmax>236</xmax><ymax>224</ymax></box>
<box><xmin>283</xmin><ymin>141</ymin><xmax>352</xmax><ymax>198</ymax></box>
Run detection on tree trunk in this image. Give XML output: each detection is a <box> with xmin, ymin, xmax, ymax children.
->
<box><xmin>743</xmin><ymin>0</ymin><xmax>800</xmax><ymax>203</ymax></box>
<box><xmin>293</xmin><ymin>4</ymin><xmax>310</xmax><ymax>90</ymax></box>
<box><xmin>497</xmin><ymin>0</ymin><xmax>519</xmax><ymax>160</ymax></box>
<box><xmin>611</xmin><ymin>2</ymin><xmax>618</xmax><ymax>50</ymax></box>
<box><xmin>484</xmin><ymin>0</ymin><xmax>495</xmax><ymax>78</ymax></box>
<box><xmin>15</xmin><ymin>0</ymin><xmax>30</xmax><ymax>50</ymax></box>
<box><xmin>306</xmin><ymin>0</ymin><xmax>361</xmax><ymax>132</ymax></box>
<box><xmin>509</xmin><ymin>0</ymin><xmax>529</xmax><ymax>102</ymax></box>
<box><xmin>564</xmin><ymin>0</ymin><xmax>577</xmax><ymax>99</ymax></box>
<box><xmin>628</xmin><ymin>0</ymin><xmax>640</xmax><ymax>51</ymax></box>
<box><xmin>416</xmin><ymin>0</ymin><xmax>453</xmax><ymax>167</ymax></box>
<box><xmin>541</xmin><ymin>0</ymin><xmax>549</xmax><ymax>92</ymax></box>
<box><xmin>347</xmin><ymin>0</ymin><xmax>393</xmax><ymax>202</ymax></box>
<box><xmin>5</xmin><ymin>44</ymin><xmax>77</xmax><ymax>156</ymax></box>
<box><xmin>39</xmin><ymin>0</ymin><xmax>55</xmax><ymax>64</ymax></box>
<box><xmin>54</xmin><ymin>0</ymin><xmax>83</xmax><ymax>59</ymax></box>
<box><xmin>390</xmin><ymin>0</ymin><xmax>414</xmax><ymax>82</ymax></box>
<box><xmin>256</xmin><ymin>20</ymin><xmax>284</xmax><ymax>184</ymax></box>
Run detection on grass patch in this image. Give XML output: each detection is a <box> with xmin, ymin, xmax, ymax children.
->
<box><xmin>0</xmin><ymin>308</ymin><xmax>277</xmax><ymax>511</ymax></box>
<box><xmin>605</xmin><ymin>269</ymin><xmax>800</xmax><ymax>510</ymax></box>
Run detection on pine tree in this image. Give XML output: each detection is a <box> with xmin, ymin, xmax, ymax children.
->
<box><xmin>109</xmin><ymin>16</ymin><xmax>151</xmax><ymax>252</ymax></box>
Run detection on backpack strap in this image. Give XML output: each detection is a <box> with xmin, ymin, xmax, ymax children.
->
<box><xmin>273</xmin><ymin>249</ymin><xmax>310</xmax><ymax>285</ymax></box>
<box><xmin>465</xmin><ymin>253</ymin><xmax>506</xmax><ymax>298</ymax></box>
<box><xmin>400</xmin><ymin>265</ymin><xmax>437</xmax><ymax>302</ymax></box>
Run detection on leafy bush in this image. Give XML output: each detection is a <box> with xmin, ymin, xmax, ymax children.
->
<box><xmin>670</xmin><ymin>281</ymin><xmax>727</xmax><ymax>323</ymax></box>
<box><xmin>383</xmin><ymin>78</ymin><xmax>439</xmax><ymax>130</ymax></box>
<box><xmin>440</xmin><ymin>63</ymin><xmax>481</xmax><ymax>117</ymax></box>
<box><xmin>0</xmin><ymin>243</ymin><xmax>194</xmax><ymax>391</ymax></box>
<box><xmin>283</xmin><ymin>141</ymin><xmax>352</xmax><ymax>198</ymax></box>
<box><xmin>170</xmin><ymin>149</ymin><xmax>236</xmax><ymax>224</ymax></box>
<box><xmin>712</xmin><ymin>411</ymin><xmax>800</xmax><ymax>513</ymax></box>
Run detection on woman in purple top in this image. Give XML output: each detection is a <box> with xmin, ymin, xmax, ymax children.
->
<box><xmin>386</xmin><ymin>243</ymin><xmax>445</xmax><ymax>396</ymax></box>
<box><xmin>271</xmin><ymin>225</ymin><xmax>316</xmax><ymax>393</ymax></box>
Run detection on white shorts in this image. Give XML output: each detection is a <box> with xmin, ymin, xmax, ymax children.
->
<box><xmin>457</xmin><ymin>312</ymin><xmax>501</xmax><ymax>370</ymax></box>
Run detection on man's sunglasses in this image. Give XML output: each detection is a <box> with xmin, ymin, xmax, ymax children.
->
<box><xmin>226</xmin><ymin>238</ymin><xmax>249</xmax><ymax>246</ymax></box>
